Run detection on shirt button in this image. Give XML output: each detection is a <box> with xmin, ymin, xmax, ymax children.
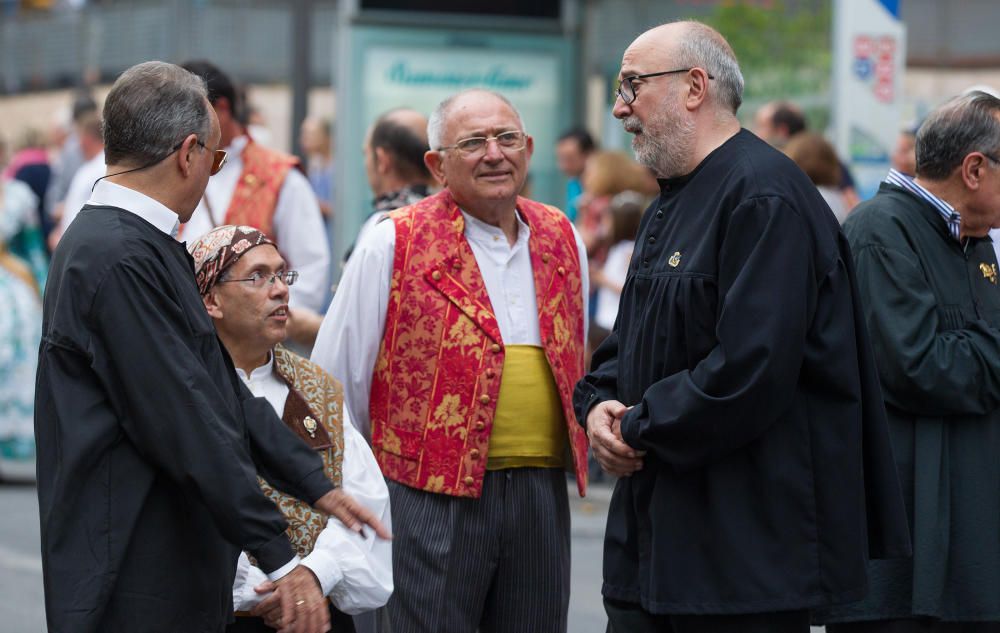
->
<box><xmin>643</xmin><ymin>258</ymin><xmax>650</xmax><ymax>266</ymax></box>
<box><xmin>479</xmin><ymin>394</ymin><xmax>491</xmax><ymax>405</ymax></box>
<box><xmin>431</xmin><ymin>270</ymin><xmax>442</xmax><ymax>281</ymax></box>
<box><xmin>490</xmin><ymin>343</ymin><xmax>501</xmax><ymax>353</ymax></box>
<box><xmin>469</xmin><ymin>449</ymin><xmax>481</xmax><ymax>460</ymax></box>
<box><xmin>464</xmin><ymin>476</ymin><xmax>475</xmax><ymax>486</ymax></box>
<box><xmin>648</xmin><ymin>236</ymin><xmax>656</xmax><ymax>244</ymax></box>
<box><xmin>656</xmin><ymin>210</ymin><xmax>664</xmax><ymax>219</ymax></box>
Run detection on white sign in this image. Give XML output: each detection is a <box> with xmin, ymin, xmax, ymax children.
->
<box><xmin>832</xmin><ymin>0</ymin><xmax>906</xmax><ymax>199</ymax></box>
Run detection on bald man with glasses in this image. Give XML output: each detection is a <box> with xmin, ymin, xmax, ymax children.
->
<box><xmin>312</xmin><ymin>88</ymin><xmax>590</xmax><ymax>633</ymax></box>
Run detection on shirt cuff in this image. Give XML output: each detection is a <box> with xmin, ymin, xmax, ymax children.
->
<box><xmin>266</xmin><ymin>556</ymin><xmax>301</xmax><ymax>582</ymax></box>
<box><xmin>300</xmin><ymin>548</ymin><xmax>344</xmax><ymax>597</ymax></box>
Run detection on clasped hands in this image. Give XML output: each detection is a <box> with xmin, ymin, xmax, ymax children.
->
<box><xmin>586</xmin><ymin>400</ymin><xmax>645</xmax><ymax>477</ymax></box>
<box><xmin>249</xmin><ymin>488</ymin><xmax>392</xmax><ymax>633</ymax></box>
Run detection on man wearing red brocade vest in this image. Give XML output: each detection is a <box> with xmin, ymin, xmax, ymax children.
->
<box><xmin>311</xmin><ymin>89</ymin><xmax>590</xmax><ymax>633</ymax></box>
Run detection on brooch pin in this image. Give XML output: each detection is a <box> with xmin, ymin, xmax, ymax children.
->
<box><xmin>668</xmin><ymin>251</ymin><xmax>682</xmax><ymax>267</ymax></box>
<box><xmin>303</xmin><ymin>416</ymin><xmax>318</xmax><ymax>438</ymax></box>
<box><xmin>980</xmin><ymin>262</ymin><xmax>998</xmax><ymax>285</ymax></box>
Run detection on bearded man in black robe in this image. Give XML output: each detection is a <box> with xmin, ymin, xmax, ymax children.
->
<box><xmin>574</xmin><ymin>21</ymin><xmax>912</xmax><ymax>633</ymax></box>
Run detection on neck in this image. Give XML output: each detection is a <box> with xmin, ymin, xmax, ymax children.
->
<box><xmin>462</xmin><ymin>198</ymin><xmax>519</xmax><ymax>246</ymax></box>
<box><xmin>221</xmin><ymin>332</ymin><xmax>272</xmax><ymax>376</ymax></box>
<box><xmin>915</xmin><ymin>175</ymin><xmax>982</xmax><ymax>239</ymax></box>
<box><xmin>104</xmin><ymin>166</ymin><xmax>187</xmax><ymax>220</ymax></box>
<box><xmin>684</xmin><ymin>115</ymin><xmax>741</xmax><ymax>175</ymax></box>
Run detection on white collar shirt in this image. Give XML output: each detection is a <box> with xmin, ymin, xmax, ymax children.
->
<box><xmin>87</xmin><ymin>179</ymin><xmax>180</xmax><ymax>238</ymax></box>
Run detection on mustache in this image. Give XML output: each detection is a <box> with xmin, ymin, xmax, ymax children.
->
<box><xmin>623</xmin><ymin>116</ymin><xmax>643</xmax><ymax>134</ymax></box>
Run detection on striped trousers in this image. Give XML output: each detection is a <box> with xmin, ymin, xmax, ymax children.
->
<box><xmin>384</xmin><ymin>468</ymin><xmax>571</xmax><ymax>633</ymax></box>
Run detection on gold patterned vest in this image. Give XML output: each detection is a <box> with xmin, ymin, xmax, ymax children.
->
<box><xmin>256</xmin><ymin>345</ymin><xmax>345</xmax><ymax>558</ymax></box>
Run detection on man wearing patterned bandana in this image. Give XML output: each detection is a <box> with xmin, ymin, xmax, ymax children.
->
<box><xmin>189</xmin><ymin>225</ymin><xmax>393</xmax><ymax>633</ymax></box>
<box><xmin>312</xmin><ymin>89</ymin><xmax>589</xmax><ymax>633</ymax></box>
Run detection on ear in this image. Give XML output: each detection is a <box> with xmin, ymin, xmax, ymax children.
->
<box><xmin>175</xmin><ymin>133</ymin><xmax>200</xmax><ymax>178</ymax></box>
<box><xmin>961</xmin><ymin>152</ymin><xmax>988</xmax><ymax>191</ymax></box>
<box><xmin>524</xmin><ymin>134</ymin><xmax>535</xmax><ymax>162</ymax></box>
<box><xmin>202</xmin><ymin>287</ymin><xmax>225</xmax><ymax>320</ymax></box>
<box><xmin>424</xmin><ymin>150</ymin><xmax>447</xmax><ymax>187</ymax></box>
<box><xmin>374</xmin><ymin>146</ymin><xmax>392</xmax><ymax>175</ymax></box>
<box><xmin>685</xmin><ymin>68</ymin><xmax>711</xmax><ymax>111</ymax></box>
<box><xmin>214</xmin><ymin>97</ymin><xmax>232</xmax><ymax>121</ymax></box>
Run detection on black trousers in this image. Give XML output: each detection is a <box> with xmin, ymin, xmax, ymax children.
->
<box><xmin>604</xmin><ymin>597</ymin><xmax>810</xmax><ymax>633</ymax></box>
<box><xmin>226</xmin><ymin>603</ymin><xmax>356</xmax><ymax>633</ymax></box>
<box><xmin>828</xmin><ymin>619</ymin><xmax>1000</xmax><ymax>633</ymax></box>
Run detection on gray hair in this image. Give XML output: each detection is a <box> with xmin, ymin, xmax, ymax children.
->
<box><xmin>103</xmin><ymin>61</ymin><xmax>211</xmax><ymax>167</ymax></box>
<box><xmin>916</xmin><ymin>90</ymin><xmax>1000</xmax><ymax>181</ymax></box>
<box><xmin>670</xmin><ymin>21</ymin><xmax>744</xmax><ymax>115</ymax></box>
<box><xmin>427</xmin><ymin>89</ymin><xmax>525</xmax><ymax>150</ymax></box>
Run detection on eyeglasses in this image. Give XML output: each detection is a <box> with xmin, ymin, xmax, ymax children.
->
<box><xmin>171</xmin><ymin>139</ymin><xmax>228</xmax><ymax>175</ymax></box>
<box><xmin>615</xmin><ymin>68</ymin><xmax>715</xmax><ymax>105</ymax></box>
<box><xmin>437</xmin><ymin>131</ymin><xmax>526</xmax><ymax>156</ymax></box>
<box><xmin>218</xmin><ymin>270</ymin><xmax>298</xmax><ymax>289</ymax></box>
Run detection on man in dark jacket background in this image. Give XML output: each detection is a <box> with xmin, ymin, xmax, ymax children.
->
<box><xmin>818</xmin><ymin>91</ymin><xmax>1000</xmax><ymax>633</ymax></box>
<box><xmin>575</xmin><ymin>21</ymin><xmax>911</xmax><ymax>633</ymax></box>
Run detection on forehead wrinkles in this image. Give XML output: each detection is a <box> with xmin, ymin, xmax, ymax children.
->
<box><xmin>444</xmin><ymin>99</ymin><xmax>521</xmax><ymax>141</ymax></box>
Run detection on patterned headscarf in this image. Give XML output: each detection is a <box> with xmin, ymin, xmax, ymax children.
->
<box><xmin>187</xmin><ymin>225</ymin><xmax>275</xmax><ymax>296</ymax></box>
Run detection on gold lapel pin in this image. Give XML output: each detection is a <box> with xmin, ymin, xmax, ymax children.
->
<box><xmin>303</xmin><ymin>416</ymin><xmax>318</xmax><ymax>438</ymax></box>
<box><xmin>980</xmin><ymin>262</ymin><xmax>998</xmax><ymax>285</ymax></box>
<box><xmin>668</xmin><ymin>251</ymin><xmax>682</xmax><ymax>267</ymax></box>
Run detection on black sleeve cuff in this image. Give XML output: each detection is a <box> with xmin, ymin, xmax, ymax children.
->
<box><xmin>252</xmin><ymin>531</ymin><xmax>297</xmax><ymax>574</ymax></box>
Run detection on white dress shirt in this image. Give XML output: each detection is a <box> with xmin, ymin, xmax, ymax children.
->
<box><xmin>311</xmin><ymin>207</ymin><xmax>588</xmax><ymax>440</ymax></box>
<box><xmin>86</xmin><ymin>179</ymin><xmax>180</xmax><ymax>237</ymax></box>
<box><xmin>231</xmin><ymin>353</ymin><xmax>393</xmax><ymax>614</ymax></box>
<box><xmin>59</xmin><ymin>151</ymin><xmax>106</xmax><ymax>232</ymax></box>
<box><xmin>183</xmin><ymin>135</ymin><xmax>331</xmax><ymax>312</ymax></box>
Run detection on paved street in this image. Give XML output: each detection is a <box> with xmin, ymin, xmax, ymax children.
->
<box><xmin>0</xmin><ymin>481</ymin><xmax>611</xmax><ymax>633</ymax></box>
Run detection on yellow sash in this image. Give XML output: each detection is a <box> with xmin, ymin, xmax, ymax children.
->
<box><xmin>487</xmin><ymin>345</ymin><xmax>568</xmax><ymax>470</ymax></box>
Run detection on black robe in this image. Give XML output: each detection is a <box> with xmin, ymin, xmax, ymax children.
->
<box><xmin>817</xmin><ymin>183</ymin><xmax>1000</xmax><ymax>622</ymax></box>
<box><xmin>573</xmin><ymin>130</ymin><xmax>911</xmax><ymax>615</ymax></box>
<box><xmin>35</xmin><ymin>205</ymin><xmax>334</xmax><ymax>633</ymax></box>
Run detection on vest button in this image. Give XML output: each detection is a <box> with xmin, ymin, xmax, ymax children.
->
<box><xmin>431</xmin><ymin>270</ymin><xmax>442</xmax><ymax>281</ymax></box>
<box><xmin>475</xmin><ymin>421</ymin><xmax>486</xmax><ymax>431</ymax></box>
<box><xmin>469</xmin><ymin>449</ymin><xmax>481</xmax><ymax>460</ymax></box>
<box><xmin>490</xmin><ymin>343</ymin><xmax>501</xmax><ymax>353</ymax></box>
<box><xmin>558</xmin><ymin>266</ymin><xmax>566</xmax><ymax>275</ymax></box>
<box><xmin>463</xmin><ymin>476</ymin><xmax>475</xmax><ymax>486</ymax></box>
<box><xmin>542</xmin><ymin>254</ymin><xmax>550</xmax><ymax>263</ymax></box>
<box><xmin>452</xmin><ymin>261</ymin><xmax>461</xmax><ymax>270</ymax></box>
<box><xmin>485</xmin><ymin>369</ymin><xmax>495</xmax><ymax>378</ymax></box>
<box><xmin>479</xmin><ymin>394</ymin><xmax>491</xmax><ymax>405</ymax></box>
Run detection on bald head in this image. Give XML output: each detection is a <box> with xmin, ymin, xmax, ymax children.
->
<box><xmin>627</xmin><ymin>20</ymin><xmax>744</xmax><ymax>115</ymax></box>
<box><xmin>427</xmin><ymin>89</ymin><xmax>525</xmax><ymax>151</ymax></box>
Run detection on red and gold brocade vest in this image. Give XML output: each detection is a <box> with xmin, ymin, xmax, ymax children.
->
<box><xmin>223</xmin><ymin>139</ymin><xmax>299</xmax><ymax>239</ymax></box>
<box><xmin>368</xmin><ymin>190</ymin><xmax>589</xmax><ymax>499</ymax></box>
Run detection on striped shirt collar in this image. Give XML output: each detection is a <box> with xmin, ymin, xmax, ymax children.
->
<box><xmin>884</xmin><ymin>168</ymin><xmax>961</xmax><ymax>241</ymax></box>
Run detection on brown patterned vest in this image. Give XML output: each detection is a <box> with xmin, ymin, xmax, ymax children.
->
<box><xmin>256</xmin><ymin>345</ymin><xmax>345</xmax><ymax>558</ymax></box>
<box><xmin>368</xmin><ymin>189</ymin><xmax>589</xmax><ymax>499</ymax></box>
